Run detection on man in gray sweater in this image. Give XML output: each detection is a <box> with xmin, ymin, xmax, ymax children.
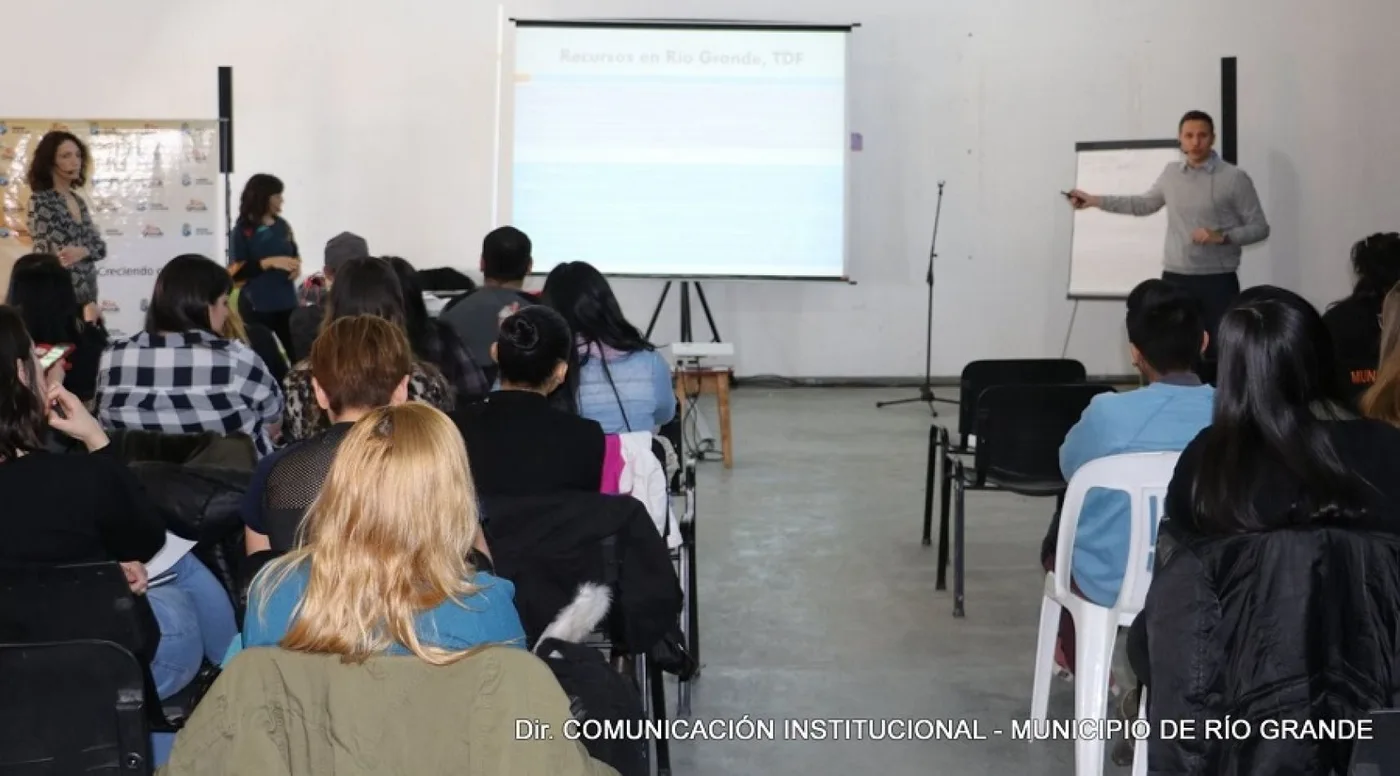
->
<box><xmin>1068</xmin><ymin>110</ymin><xmax>1269</xmax><ymax>380</ymax></box>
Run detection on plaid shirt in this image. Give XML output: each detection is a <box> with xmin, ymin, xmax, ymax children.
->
<box><xmin>96</xmin><ymin>330</ymin><xmax>285</xmax><ymax>457</ymax></box>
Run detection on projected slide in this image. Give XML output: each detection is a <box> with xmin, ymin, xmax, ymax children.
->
<box><xmin>509</xmin><ymin>24</ymin><xmax>849</xmax><ymax>278</ymax></box>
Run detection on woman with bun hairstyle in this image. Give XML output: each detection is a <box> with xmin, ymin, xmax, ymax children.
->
<box><xmin>452</xmin><ymin>305</ymin><xmax>605</xmax><ymax>496</ymax></box>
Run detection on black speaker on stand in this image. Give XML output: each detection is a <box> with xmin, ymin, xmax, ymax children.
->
<box><xmin>218</xmin><ymin>66</ymin><xmax>234</xmax><ymax>261</ymax></box>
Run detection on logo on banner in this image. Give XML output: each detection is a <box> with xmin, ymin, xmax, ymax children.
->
<box><xmin>0</xmin><ymin>123</ymin><xmax>7</xmax><ymax>135</ymax></box>
<box><xmin>141</xmin><ymin>225</ymin><xmax>164</xmax><ymax>238</ymax></box>
<box><xmin>100</xmin><ymin>300</ymin><xmax>120</xmax><ymax>314</ymax></box>
<box><xmin>104</xmin><ymin>228</ymin><xmax>124</xmax><ymax>237</ymax></box>
<box><xmin>99</xmin><ymin>266</ymin><xmax>157</xmax><ymax>277</ymax></box>
<box><xmin>50</xmin><ymin>123</ymin><xmax>70</xmax><ymax>132</ymax></box>
<box><xmin>181</xmin><ymin>223</ymin><xmax>214</xmax><ymax>237</ymax></box>
<box><xmin>181</xmin><ymin>122</ymin><xmax>192</xmax><ymax>135</ymax></box>
<box><xmin>0</xmin><ymin>228</ymin><xmax>11</xmax><ymax>238</ymax></box>
<box><xmin>89</xmin><ymin>123</ymin><xmax>100</xmax><ymax>135</ymax></box>
<box><xmin>182</xmin><ymin>223</ymin><xmax>191</xmax><ymax>237</ymax></box>
<box><xmin>148</xmin><ymin>178</ymin><xmax>165</xmax><ymax>188</ymax></box>
<box><xmin>186</xmin><ymin>199</ymin><xmax>207</xmax><ymax>211</ymax></box>
<box><xmin>140</xmin><ymin>298</ymin><xmax>150</xmax><ymax>312</ymax></box>
<box><xmin>0</xmin><ymin>176</ymin><xmax>9</xmax><ymax>186</ymax></box>
<box><xmin>144</xmin><ymin>202</ymin><xmax>169</xmax><ymax>211</ymax></box>
<box><xmin>182</xmin><ymin>173</ymin><xmax>215</xmax><ymax>187</ymax></box>
<box><xmin>186</xmin><ymin>148</ymin><xmax>208</xmax><ymax>163</ymax></box>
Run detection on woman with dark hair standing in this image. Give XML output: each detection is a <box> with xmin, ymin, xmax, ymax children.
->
<box><xmin>454</xmin><ymin>305</ymin><xmax>605</xmax><ymax>496</ymax></box>
<box><xmin>384</xmin><ymin>256</ymin><xmax>489</xmax><ymax>406</ymax></box>
<box><xmin>229</xmin><ymin>174</ymin><xmax>300</xmax><ymax>352</ymax></box>
<box><xmin>280</xmin><ymin>257</ymin><xmax>453</xmax><ymax>442</ymax></box>
<box><xmin>540</xmin><ymin>261</ymin><xmax>675</xmax><ymax>433</ymax></box>
<box><xmin>1135</xmin><ymin>286</ymin><xmax>1400</xmax><ymax>773</ymax></box>
<box><xmin>1323</xmin><ymin>231</ymin><xmax>1400</xmax><ymax>404</ymax></box>
<box><xmin>25</xmin><ymin>130</ymin><xmax>107</xmax><ymax>306</ymax></box>
<box><xmin>96</xmin><ymin>254</ymin><xmax>284</xmax><ymax>457</ymax></box>
<box><xmin>5</xmin><ymin>253</ymin><xmax>109</xmax><ymax>402</ymax></box>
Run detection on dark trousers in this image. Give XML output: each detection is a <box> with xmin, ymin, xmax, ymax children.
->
<box><xmin>245</xmin><ymin>308</ymin><xmax>293</xmax><ymax>358</ymax></box>
<box><xmin>1162</xmin><ymin>271</ymin><xmax>1241</xmax><ymax>386</ymax></box>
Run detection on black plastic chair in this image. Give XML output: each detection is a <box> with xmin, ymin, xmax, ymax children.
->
<box><xmin>953</xmin><ymin>359</ymin><xmax>1088</xmax><ymax>452</ymax></box>
<box><xmin>0</xmin><ymin>562</ymin><xmax>203</xmax><ymax>732</ymax></box>
<box><xmin>921</xmin><ymin>359</ymin><xmax>1087</xmax><ymax>546</ymax></box>
<box><xmin>1349</xmin><ymin>709</ymin><xmax>1400</xmax><ymax>774</ymax></box>
<box><xmin>0</xmin><ymin>640</ymin><xmax>151</xmax><ymax>774</ymax></box>
<box><xmin>937</xmin><ymin>383</ymin><xmax>1114</xmax><ymax>617</ymax></box>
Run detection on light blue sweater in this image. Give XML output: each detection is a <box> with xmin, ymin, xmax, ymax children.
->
<box><xmin>576</xmin><ymin>348</ymin><xmax>676</xmax><ymax>434</ymax></box>
<box><xmin>1059</xmin><ymin>376</ymin><xmax>1214</xmax><ymax>606</ymax></box>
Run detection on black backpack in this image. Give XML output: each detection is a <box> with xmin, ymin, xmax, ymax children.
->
<box><xmin>535</xmin><ymin>637</ymin><xmax>648</xmax><ymax>776</ymax></box>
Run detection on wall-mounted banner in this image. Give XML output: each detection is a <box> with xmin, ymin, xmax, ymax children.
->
<box><xmin>0</xmin><ymin>119</ymin><xmax>219</xmax><ymax>338</ymax></box>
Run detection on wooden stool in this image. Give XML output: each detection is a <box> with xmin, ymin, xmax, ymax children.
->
<box><xmin>673</xmin><ymin>367</ymin><xmax>733</xmax><ymax>468</ymax></box>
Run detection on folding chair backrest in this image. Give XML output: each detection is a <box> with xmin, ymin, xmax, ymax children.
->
<box><xmin>0</xmin><ymin>563</ymin><xmax>151</xmax><ymax>661</ymax></box>
<box><xmin>972</xmin><ymin>383</ymin><xmax>1114</xmax><ymax>487</ymax></box>
<box><xmin>1051</xmin><ymin>451</ymin><xmax>1180</xmax><ymax>618</ymax></box>
<box><xmin>1349</xmin><ymin>710</ymin><xmax>1400</xmax><ymax>774</ymax></box>
<box><xmin>0</xmin><ymin>640</ymin><xmax>151</xmax><ymax>774</ymax></box>
<box><xmin>958</xmin><ymin>359</ymin><xmax>1087</xmax><ymax>448</ymax></box>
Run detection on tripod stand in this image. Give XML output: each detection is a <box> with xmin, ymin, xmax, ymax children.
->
<box><xmin>877</xmin><ymin>181</ymin><xmax>956</xmax><ymax>415</ymax></box>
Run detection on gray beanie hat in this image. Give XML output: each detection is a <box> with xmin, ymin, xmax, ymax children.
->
<box><xmin>324</xmin><ymin>232</ymin><xmax>369</xmax><ymax>274</ymax></box>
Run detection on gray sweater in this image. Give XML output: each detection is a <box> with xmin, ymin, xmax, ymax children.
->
<box><xmin>1099</xmin><ymin>153</ymin><xmax>1269</xmax><ymax>275</ymax></box>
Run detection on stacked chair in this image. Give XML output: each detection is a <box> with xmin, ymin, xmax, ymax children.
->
<box><xmin>919</xmin><ymin>359</ymin><xmax>1113</xmax><ymax>617</ymax></box>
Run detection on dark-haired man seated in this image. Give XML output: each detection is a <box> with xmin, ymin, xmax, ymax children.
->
<box><xmin>441</xmin><ymin>226</ymin><xmax>537</xmax><ymax>378</ymax></box>
<box><xmin>1042</xmin><ymin>279</ymin><xmax>1215</xmax><ymax>673</ymax></box>
<box><xmin>241</xmin><ymin>315</ymin><xmax>411</xmax><ymax>571</ymax></box>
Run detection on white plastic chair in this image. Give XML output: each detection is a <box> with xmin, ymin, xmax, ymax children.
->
<box><xmin>1029</xmin><ymin>451</ymin><xmax>1179</xmax><ymax>776</ymax></box>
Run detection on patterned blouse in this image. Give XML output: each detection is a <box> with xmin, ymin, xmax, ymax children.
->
<box><xmin>280</xmin><ymin>358</ymin><xmax>455</xmax><ymax>443</ymax></box>
<box><xmin>27</xmin><ymin>188</ymin><xmax>108</xmax><ymax>306</ymax></box>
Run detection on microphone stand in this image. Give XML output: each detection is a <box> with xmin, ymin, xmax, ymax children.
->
<box><xmin>877</xmin><ymin>181</ymin><xmax>955</xmax><ymax>414</ymax></box>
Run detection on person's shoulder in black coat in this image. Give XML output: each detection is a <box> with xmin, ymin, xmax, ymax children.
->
<box><xmin>453</xmin><ymin>390</ymin><xmax>605</xmax><ymax>497</ymax></box>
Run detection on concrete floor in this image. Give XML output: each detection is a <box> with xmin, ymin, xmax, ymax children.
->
<box><xmin>666</xmin><ymin>387</ymin><xmax>1086</xmax><ymax>775</ymax></box>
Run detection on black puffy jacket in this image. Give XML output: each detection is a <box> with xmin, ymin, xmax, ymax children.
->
<box><xmin>1144</xmin><ymin>520</ymin><xmax>1400</xmax><ymax>775</ymax></box>
<box><xmin>104</xmin><ymin>429</ymin><xmax>255</xmax><ymax>608</ymax></box>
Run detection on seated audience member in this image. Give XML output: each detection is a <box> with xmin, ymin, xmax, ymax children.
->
<box><xmin>0</xmin><ymin>306</ymin><xmax>235</xmax><ymax>699</ymax></box>
<box><xmin>6</xmin><ymin>252</ymin><xmax>108</xmax><ymax>402</ymax></box>
<box><xmin>441</xmin><ymin>226</ymin><xmax>537</xmax><ymax>373</ymax></box>
<box><xmin>288</xmin><ymin>231</ymin><xmax>368</xmax><ymax>362</ymax></box>
<box><xmin>1323</xmin><ymin>231</ymin><xmax>1400</xmax><ymax>403</ymax></box>
<box><xmin>243</xmin><ymin>315</ymin><xmax>411</xmax><ymax>556</ymax></box>
<box><xmin>1361</xmin><ymin>285</ymin><xmax>1400</xmax><ymax>426</ymax></box>
<box><xmin>454</xmin><ymin>306</ymin><xmax>605</xmax><ymax>496</ymax></box>
<box><xmin>386</xmin><ymin>256</ymin><xmax>490</xmax><ymax>405</ymax></box>
<box><xmin>243</xmin><ymin>403</ymin><xmax>527</xmax><ymax>656</ymax></box>
<box><xmin>222</xmin><ymin>301</ymin><xmax>288</xmax><ymax>386</ymax></box>
<box><xmin>281</xmin><ymin>257</ymin><xmax>452</xmax><ymax>442</ymax></box>
<box><xmin>1133</xmin><ymin>286</ymin><xmax>1400</xmax><ymax>773</ymax></box>
<box><xmin>96</xmin><ymin>254</ymin><xmax>284</xmax><ymax>457</ymax></box>
<box><xmin>1041</xmin><ymin>280</ymin><xmax>1214</xmax><ymax>675</ymax></box>
<box><xmin>541</xmin><ymin>261</ymin><xmax>675</xmax><ymax>433</ymax></box>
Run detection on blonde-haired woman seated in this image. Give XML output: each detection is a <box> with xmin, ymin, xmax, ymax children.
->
<box><xmin>1362</xmin><ymin>285</ymin><xmax>1400</xmax><ymax>426</ymax></box>
<box><xmin>243</xmin><ymin>402</ymin><xmax>526</xmax><ymax>659</ymax></box>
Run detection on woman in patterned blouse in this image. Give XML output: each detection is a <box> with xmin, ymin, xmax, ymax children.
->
<box><xmin>25</xmin><ymin>131</ymin><xmax>107</xmax><ymax>306</ymax></box>
<box><xmin>280</xmin><ymin>257</ymin><xmax>454</xmax><ymax>443</ymax></box>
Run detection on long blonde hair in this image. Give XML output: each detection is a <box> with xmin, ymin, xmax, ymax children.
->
<box><xmin>253</xmin><ymin>403</ymin><xmax>485</xmax><ymax>665</ymax></box>
<box><xmin>1361</xmin><ymin>286</ymin><xmax>1400</xmax><ymax>426</ymax></box>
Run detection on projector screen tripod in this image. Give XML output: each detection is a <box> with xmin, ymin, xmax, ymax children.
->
<box><xmin>877</xmin><ymin>181</ymin><xmax>956</xmax><ymax>415</ymax></box>
<box><xmin>645</xmin><ymin>280</ymin><xmax>722</xmax><ymax>343</ymax></box>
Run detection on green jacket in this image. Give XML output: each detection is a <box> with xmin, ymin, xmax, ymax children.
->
<box><xmin>159</xmin><ymin>647</ymin><xmax>620</xmax><ymax>776</ymax></box>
